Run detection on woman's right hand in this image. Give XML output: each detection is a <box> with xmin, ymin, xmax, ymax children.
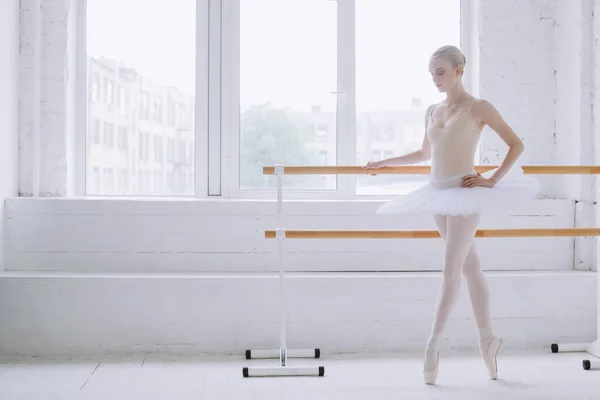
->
<box><xmin>361</xmin><ymin>160</ymin><xmax>386</xmax><ymax>176</ymax></box>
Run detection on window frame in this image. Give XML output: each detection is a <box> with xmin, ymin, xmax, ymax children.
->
<box><xmin>77</xmin><ymin>0</ymin><xmax>210</xmax><ymax>199</ymax></box>
<box><xmin>77</xmin><ymin>0</ymin><xmax>473</xmax><ymax>200</ymax></box>
<box><xmin>222</xmin><ymin>0</ymin><xmax>473</xmax><ymax>200</ymax></box>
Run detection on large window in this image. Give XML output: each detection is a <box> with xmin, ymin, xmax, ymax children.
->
<box><xmin>83</xmin><ymin>0</ymin><xmax>463</xmax><ymax>199</ymax></box>
<box><xmin>239</xmin><ymin>0</ymin><xmax>337</xmax><ymax>191</ymax></box>
<box><xmin>85</xmin><ymin>0</ymin><xmax>196</xmax><ymax>196</ymax></box>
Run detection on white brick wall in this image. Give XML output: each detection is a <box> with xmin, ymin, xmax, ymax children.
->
<box><xmin>476</xmin><ymin>0</ymin><xmax>600</xmax><ymax>271</ymax></box>
<box><xmin>553</xmin><ymin>0</ymin><xmax>598</xmax><ymax>271</ymax></box>
<box><xmin>18</xmin><ymin>0</ymin><xmax>39</xmax><ymax>197</ymax></box>
<box><xmin>40</xmin><ymin>0</ymin><xmax>70</xmax><ymax>196</ymax></box>
<box><xmin>570</xmin><ymin>0</ymin><xmax>596</xmax><ymax>270</ymax></box>
<box><xmin>478</xmin><ymin>0</ymin><xmax>558</xmax><ymax>177</ymax></box>
<box><xmin>0</xmin><ymin>0</ymin><xmax>20</xmax><ymax>270</ymax></box>
<box><xmin>19</xmin><ymin>0</ymin><xmax>71</xmax><ymax>197</ymax></box>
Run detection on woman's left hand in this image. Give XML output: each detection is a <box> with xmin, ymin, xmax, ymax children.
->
<box><xmin>461</xmin><ymin>172</ymin><xmax>496</xmax><ymax>188</ymax></box>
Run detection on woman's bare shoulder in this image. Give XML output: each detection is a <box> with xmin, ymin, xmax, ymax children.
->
<box><xmin>423</xmin><ymin>103</ymin><xmax>437</xmax><ymax>122</ymax></box>
<box><xmin>470</xmin><ymin>98</ymin><xmax>497</xmax><ymax>115</ymax></box>
<box><xmin>470</xmin><ymin>98</ymin><xmax>513</xmax><ymax>132</ymax></box>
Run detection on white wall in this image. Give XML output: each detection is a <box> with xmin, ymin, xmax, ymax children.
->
<box><xmin>555</xmin><ymin>0</ymin><xmax>597</xmax><ymax>271</ymax></box>
<box><xmin>1</xmin><ymin>0</ymin><xmax>597</xmax><ymax>357</ymax></box>
<box><xmin>0</xmin><ymin>0</ymin><xmax>20</xmax><ymax>270</ymax></box>
<box><xmin>478</xmin><ymin>0</ymin><xmax>599</xmax><ymax>271</ymax></box>
<box><xmin>0</xmin><ymin>271</ymin><xmax>594</xmax><ymax>357</ymax></box>
<box><xmin>19</xmin><ymin>0</ymin><xmax>71</xmax><ymax>197</ymax></box>
<box><xmin>478</xmin><ymin>0</ymin><xmax>558</xmax><ymax>190</ymax></box>
<box><xmin>4</xmin><ymin>197</ymin><xmax>574</xmax><ymax>273</ymax></box>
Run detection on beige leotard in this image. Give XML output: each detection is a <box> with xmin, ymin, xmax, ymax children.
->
<box><xmin>427</xmin><ymin>98</ymin><xmax>481</xmax><ymax>188</ymax></box>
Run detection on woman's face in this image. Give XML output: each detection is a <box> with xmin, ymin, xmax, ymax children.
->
<box><xmin>429</xmin><ymin>56</ymin><xmax>461</xmax><ymax>93</ymax></box>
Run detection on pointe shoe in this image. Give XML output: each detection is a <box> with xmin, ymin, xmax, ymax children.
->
<box><xmin>423</xmin><ymin>350</ymin><xmax>439</xmax><ymax>385</ymax></box>
<box><xmin>480</xmin><ymin>335</ymin><xmax>504</xmax><ymax>380</ymax></box>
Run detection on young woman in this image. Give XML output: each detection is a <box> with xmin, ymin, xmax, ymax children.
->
<box><xmin>362</xmin><ymin>45</ymin><xmax>540</xmax><ymax>385</ymax></box>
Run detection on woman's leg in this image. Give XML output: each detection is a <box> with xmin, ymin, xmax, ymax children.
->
<box><xmin>425</xmin><ymin>214</ymin><xmax>481</xmax><ymax>370</ymax></box>
<box><xmin>464</xmin><ymin>244</ymin><xmax>503</xmax><ymax>380</ymax></box>
<box><xmin>434</xmin><ymin>214</ymin><xmax>492</xmax><ymax>339</ymax></box>
<box><xmin>462</xmin><ymin>241</ymin><xmax>493</xmax><ymax>343</ymax></box>
<box><xmin>428</xmin><ymin>213</ymin><xmax>502</xmax><ymax>381</ymax></box>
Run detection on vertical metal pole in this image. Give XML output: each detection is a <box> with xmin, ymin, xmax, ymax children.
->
<box><xmin>241</xmin><ymin>163</ymin><xmax>324</xmax><ymax>377</ymax></box>
<box><xmin>274</xmin><ymin>164</ymin><xmax>286</xmax><ymax>367</ymax></box>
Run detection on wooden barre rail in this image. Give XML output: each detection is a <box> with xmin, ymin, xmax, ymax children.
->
<box><xmin>264</xmin><ymin>228</ymin><xmax>600</xmax><ymax>239</ymax></box>
<box><xmin>263</xmin><ymin>165</ymin><xmax>600</xmax><ymax>175</ymax></box>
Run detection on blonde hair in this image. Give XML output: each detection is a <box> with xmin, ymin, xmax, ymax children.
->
<box><xmin>431</xmin><ymin>45</ymin><xmax>466</xmax><ymax>74</ymax></box>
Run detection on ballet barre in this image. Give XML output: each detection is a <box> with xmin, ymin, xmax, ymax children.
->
<box><xmin>263</xmin><ymin>165</ymin><xmax>600</xmax><ymax>175</ymax></box>
<box><xmin>242</xmin><ymin>164</ymin><xmax>600</xmax><ymax>378</ymax></box>
<box><xmin>264</xmin><ymin>228</ymin><xmax>600</xmax><ymax>239</ymax></box>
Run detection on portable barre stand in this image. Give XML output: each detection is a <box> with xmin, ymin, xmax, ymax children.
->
<box><xmin>242</xmin><ymin>164</ymin><xmax>600</xmax><ymax>375</ymax></box>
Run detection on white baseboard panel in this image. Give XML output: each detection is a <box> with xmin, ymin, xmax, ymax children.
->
<box><xmin>5</xmin><ymin>197</ymin><xmax>577</xmax><ymax>272</ymax></box>
<box><xmin>0</xmin><ymin>270</ymin><xmax>594</xmax><ymax>357</ymax></box>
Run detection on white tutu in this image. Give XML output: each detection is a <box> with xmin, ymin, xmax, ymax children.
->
<box><xmin>376</xmin><ymin>164</ymin><xmax>541</xmax><ymax>216</ymax></box>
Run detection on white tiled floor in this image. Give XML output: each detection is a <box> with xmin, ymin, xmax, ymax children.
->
<box><xmin>0</xmin><ymin>349</ymin><xmax>598</xmax><ymax>400</ymax></box>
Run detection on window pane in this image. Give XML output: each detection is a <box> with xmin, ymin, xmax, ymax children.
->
<box><xmin>86</xmin><ymin>0</ymin><xmax>196</xmax><ymax>196</ymax></box>
<box><xmin>355</xmin><ymin>0</ymin><xmax>460</xmax><ymax>195</ymax></box>
<box><xmin>239</xmin><ymin>0</ymin><xmax>337</xmax><ymax>190</ymax></box>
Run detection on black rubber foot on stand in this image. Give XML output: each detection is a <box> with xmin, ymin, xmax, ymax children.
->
<box><xmin>551</xmin><ymin>343</ymin><xmax>558</xmax><ymax>353</ymax></box>
<box><xmin>245</xmin><ymin>350</ymin><xmax>251</xmax><ymax>360</ymax></box>
<box><xmin>242</xmin><ymin>367</ymin><xmax>249</xmax><ymax>377</ymax></box>
<box><xmin>319</xmin><ymin>366</ymin><xmax>325</xmax><ymax>376</ymax></box>
<box><xmin>583</xmin><ymin>360</ymin><xmax>591</xmax><ymax>370</ymax></box>
<box><xmin>315</xmin><ymin>348</ymin><xmax>321</xmax><ymax>359</ymax></box>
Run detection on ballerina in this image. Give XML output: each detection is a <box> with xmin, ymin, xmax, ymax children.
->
<box><xmin>362</xmin><ymin>44</ymin><xmax>540</xmax><ymax>385</ymax></box>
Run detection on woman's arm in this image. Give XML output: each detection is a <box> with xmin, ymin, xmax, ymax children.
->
<box><xmin>377</xmin><ymin>136</ymin><xmax>431</xmax><ymax>167</ymax></box>
<box><xmin>462</xmin><ymin>100</ymin><xmax>524</xmax><ymax>188</ymax></box>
